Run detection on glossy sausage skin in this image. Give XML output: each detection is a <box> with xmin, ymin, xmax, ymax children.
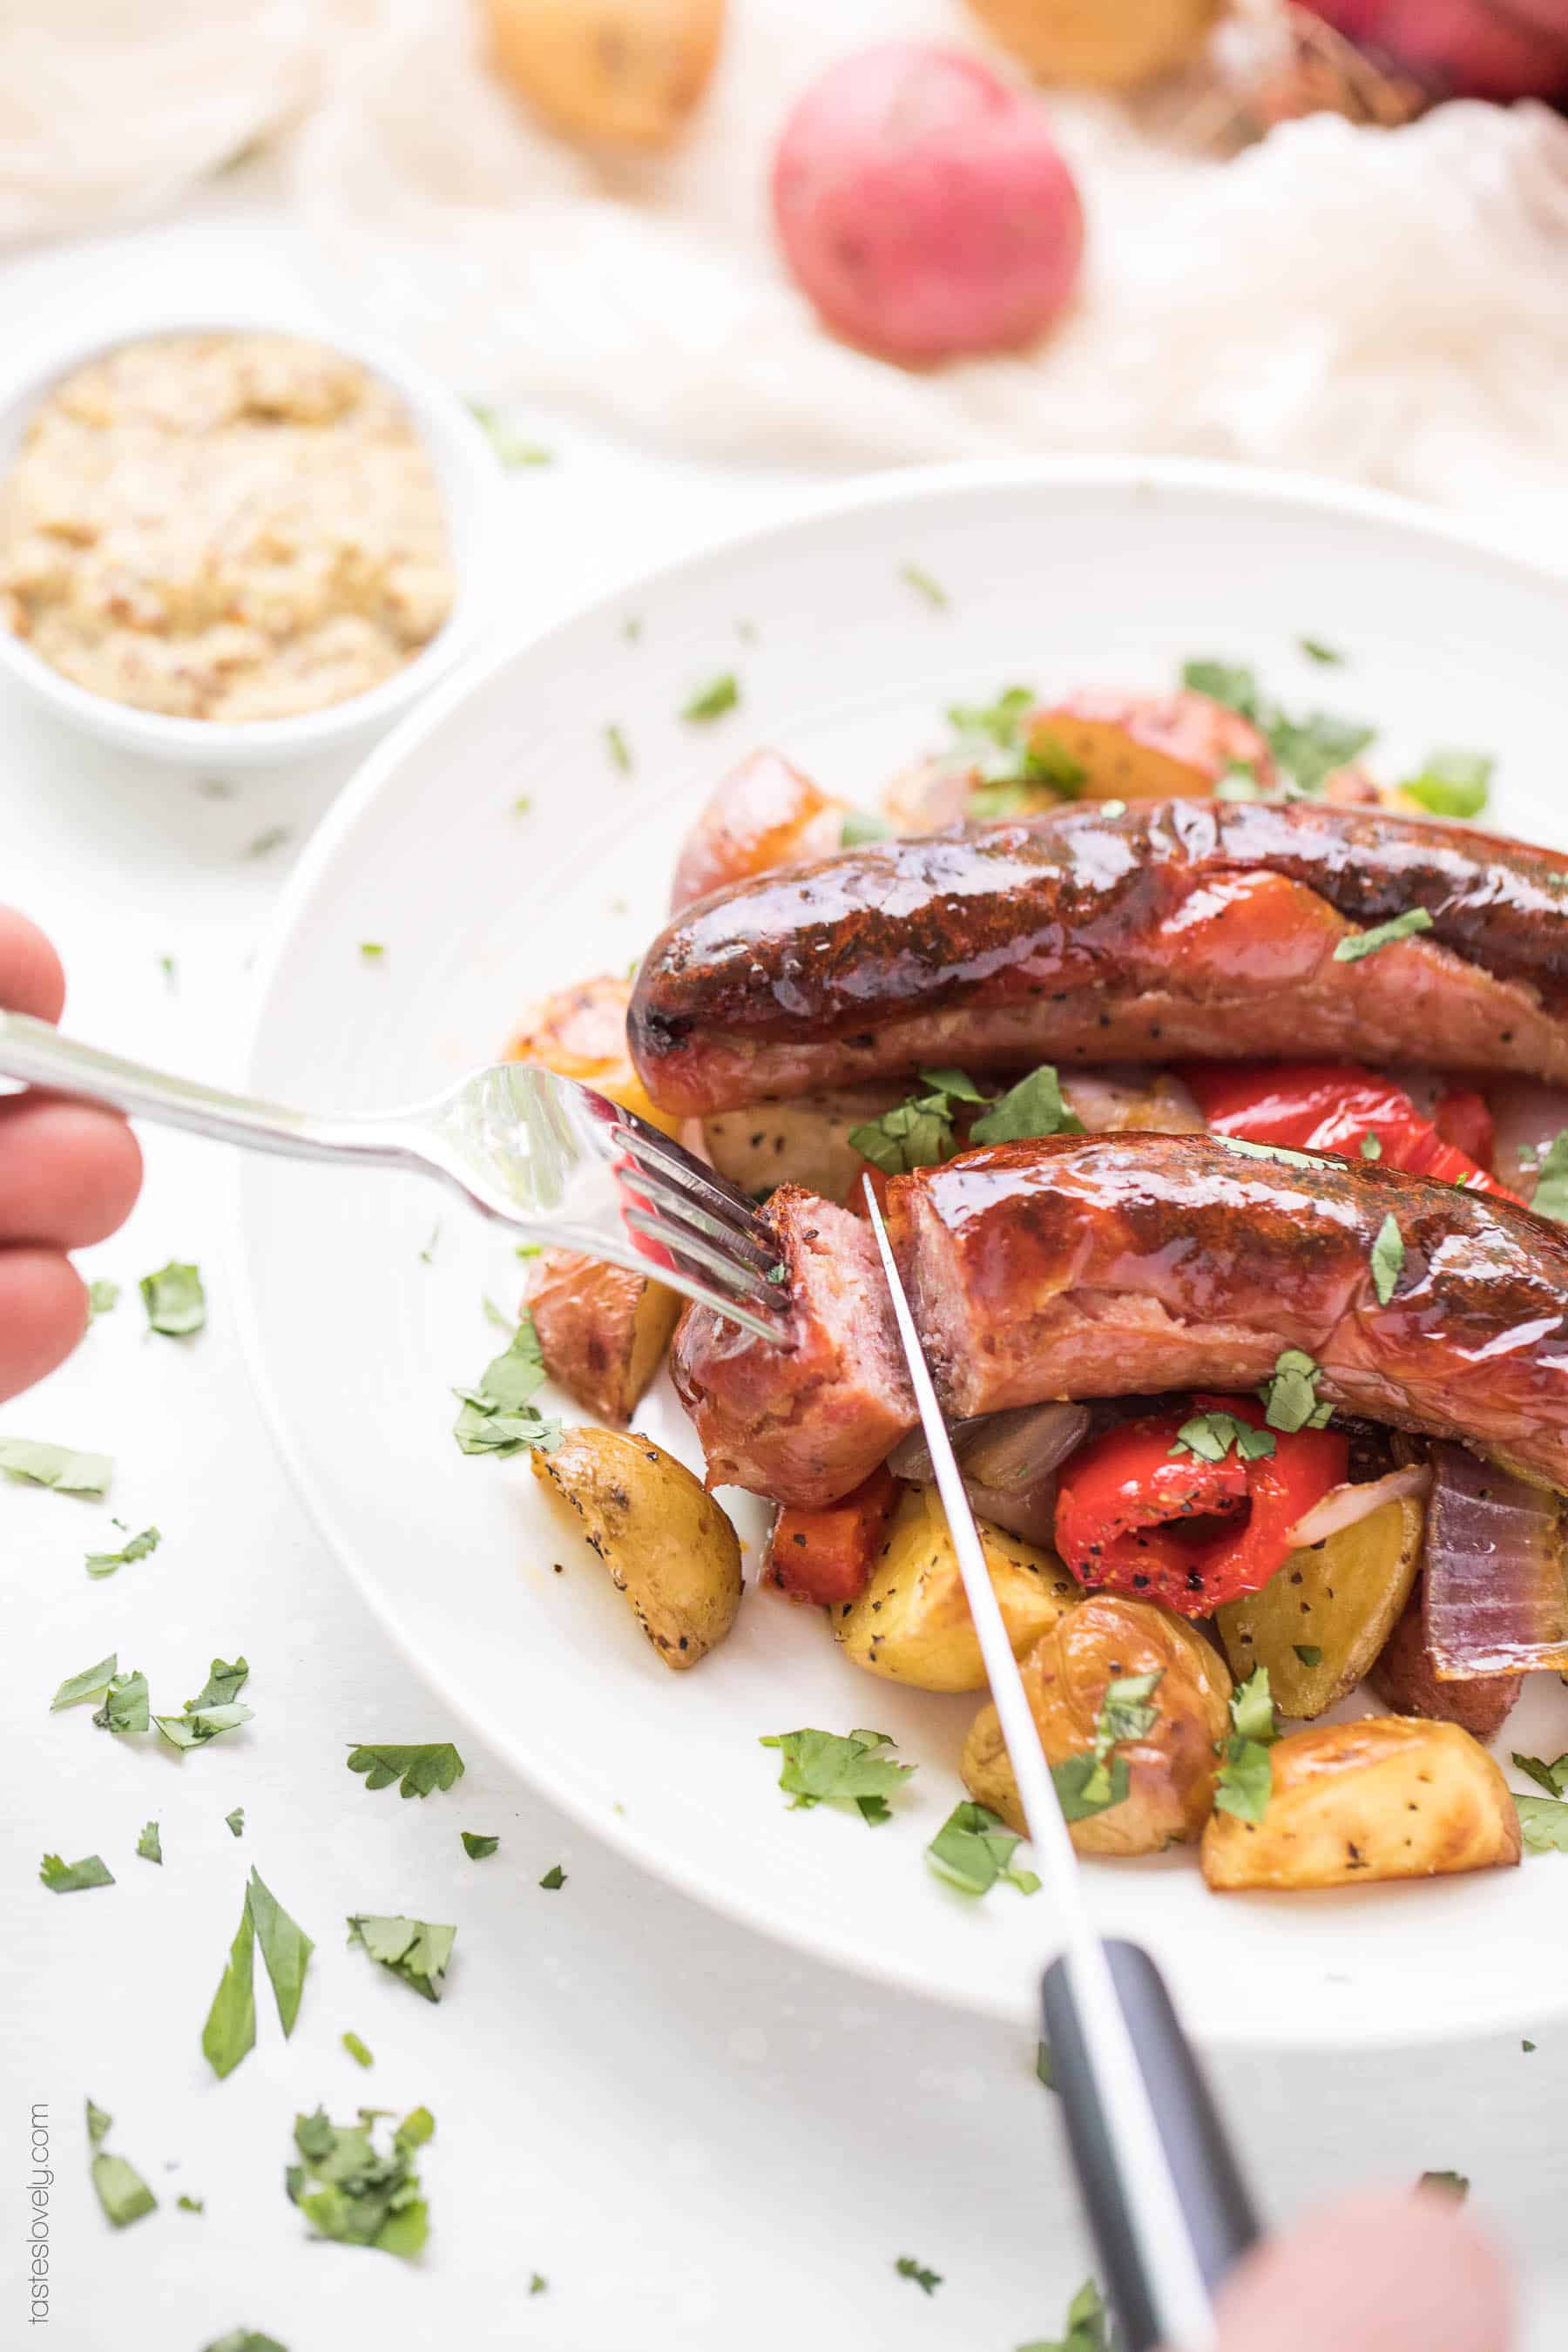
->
<box><xmin>629</xmin><ymin>800</ymin><xmax>1568</xmax><ymax>1114</ymax></box>
<box><xmin>672</xmin><ymin>1134</ymin><xmax>1568</xmax><ymax>1504</ymax></box>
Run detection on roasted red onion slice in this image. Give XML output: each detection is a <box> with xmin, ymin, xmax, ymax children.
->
<box><xmin>1423</xmin><ymin>1443</ymin><xmax>1568</xmax><ymax>1677</ymax></box>
<box><xmin>889</xmin><ymin>1400</ymin><xmax>1089</xmax><ymax>1550</ymax></box>
<box><xmin>1285</xmin><ymin>1464</ymin><xmax>1431</xmax><ymax>1551</ymax></box>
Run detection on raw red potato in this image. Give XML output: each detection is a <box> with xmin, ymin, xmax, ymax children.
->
<box><xmin>763</xmin><ymin>1464</ymin><xmax>900</xmax><ymax>1606</ymax></box>
<box><xmin>772</xmin><ymin>44</ymin><xmax>1084</xmax><ymax>363</ymax></box>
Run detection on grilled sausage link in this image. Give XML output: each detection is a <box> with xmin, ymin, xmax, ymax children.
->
<box><xmin>630</xmin><ymin>800</ymin><xmax>1568</xmax><ymax>1115</ymax></box>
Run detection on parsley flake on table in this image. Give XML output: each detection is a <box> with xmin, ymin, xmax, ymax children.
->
<box><xmin>970</xmin><ymin>1064</ymin><xmax>1085</xmax><ymax>1146</ymax></box>
<box><xmin>1370</xmin><ymin>1213</ymin><xmax>1405</xmax><ymax>1306</ymax></box>
<box><xmin>1</xmin><ymin>1438</ymin><xmax>112</xmax><ymax>1494</ymax></box>
<box><xmin>605</xmin><ymin>722</ymin><xmax>632</xmax><ymax>774</ymax></box>
<box><xmin>1017</xmin><ymin>2275</ymin><xmax>1112</xmax><ymax>2352</ymax></box>
<box><xmin>1260</xmin><ymin>1348</ymin><xmax>1334</xmax><ymax>1433</ymax></box>
<box><xmin>248</xmin><ymin>1869</ymin><xmax>314</xmax><ymax>2035</ymax></box>
<box><xmin>203</xmin><ymin>2334</ymin><xmax>288</xmax><ymax>2352</ymax></box>
<box><xmin>1333</xmin><ymin>908</ymin><xmax>1434</xmax><ymax>963</ymax></box>
<box><xmin>51</xmin><ymin>1652</ymin><xmax>119</xmax><ymax>1711</ymax></box>
<box><xmin>226</xmin><ymin>1808</ymin><xmax>245</xmax><ymax>1838</ymax></box>
<box><xmin>924</xmin><ymin>1801</ymin><xmax>1040</xmax><ymax>1898</ymax></box>
<box><xmin>681</xmin><ymin>672</ymin><xmax>740</xmax><ymax>724</ymax></box>
<box><xmin>452</xmin><ymin>1313</ymin><xmax>559</xmax><ymax>1457</ymax></box>
<box><xmin>202</xmin><ymin>1900</ymin><xmax>257</xmax><ymax>2080</ymax></box>
<box><xmin>347</xmin><ymin>1740</ymin><xmax>466</xmax><ymax>1799</ymax></box>
<box><xmin>530</xmin><ymin>2273</ymin><xmax>548</xmax><ymax>2295</ymax></box>
<box><xmin>1299</xmin><ymin>638</ymin><xmax>1344</xmax><ymax>666</ymax></box>
<box><xmin>1527</xmin><ymin>1131</ymin><xmax>1568</xmax><ymax>1224</ymax></box>
<box><xmin>840</xmin><ymin>807</ymin><xmax>891</xmax><ymax>847</ymax></box>
<box><xmin>538</xmin><ymin>1862</ymin><xmax>566</xmax><ymax>1889</ymax></box>
<box><xmin>895</xmin><ymin>2256</ymin><xmax>943</xmax><ymax>2296</ymax></box>
<box><xmin>95</xmin><ymin>1669</ymin><xmax>150</xmax><ymax>1734</ymax></box>
<box><xmin>466</xmin><ymin>401</ymin><xmax>553</xmax><ymax>466</ymax></box>
<box><xmin>178</xmin><ymin>2194</ymin><xmax>205</xmax><ymax>2213</ymax></box>
<box><xmin>136</xmin><ymin>1820</ymin><xmax>162</xmax><ymax>1864</ymax></box>
<box><xmin>1418</xmin><ymin>2170</ymin><xmax>1470</xmax><ymax>2200</ymax></box>
<box><xmin>1213</xmin><ymin>1666</ymin><xmax>1279</xmax><ymax>1823</ymax></box>
<box><xmin>139</xmin><ymin>1260</ymin><xmax>206</xmax><ymax>1335</ymax></box>
<box><xmin>287</xmin><ymin>2106</ymin><xmax>432</xmax><ymax>2258</ymax></box>
<box><xmin>342</xmin><ymin>2030</ymin><xmax>374</xmax><ymax>2069</ymax></box>
<box><xmin>155</xmin><ymin>1656</ymin><xmax>253</xmax><ymax>1749</ymax></box>
<box><xmin>359</xmin><ymin>941</ymin><xmax>385</xmax><ymax>961</ymax></box>
<box><xmin>461</xmin><ymin>1831</ymin><xmax>499</xmax><ymax>1860</ymax></box>
<box><xmin>41</xmin><ymin>1853</ymin><xmax>114</xmax><ymax>1893</ymax></box>
<box><xmin>900</xmin><ymin>561</ymin><xmax>948</xmax><ymax>609</ymax></box>
<box><xmin>1035</xmin><ymin>2039</ymin><xmax>1057</xmax><ymax>2092</ymax></box>
<box><xmin>85</xmin><ymin>1522</ymin><xmax>160</xmax><ymax>1578</ymax></box>
<box><xmin>88</xmin><ymin>1278</ymin><xmax>119</xmax><ymax>1316</ymax></box>
<box><xmin>348</xmin><ymin>1915</ymin><xmax>456</xmax><ymax>2004</ymax></box>
<box><xmin>1402</xmin><ymin>748</ymin><xmax>1493</xmax><ymax>821</ymax></box>
<box><xmin>1170</xmin><ymin>1411</ymin><xmax>1275</xmax><ymax>1465</ymax></box>
<box><xmin>1052</xmin><ymin>1672</ymin><xmax>1162</xmax><ymax>1821</ymax></box>
<box><xmin>760</xmin><ymin>1727</ymin><xmax>915</xmax><ymax>1825</ymax></box>
<box><xmin>1511</xmin><ymin>1753</ymin><xmax>1568</xmax><ymax>1851</ymax></box>
<box><xmin>86</xmin><ymin>2100</ymin><xmax>157</xmax><ymax>2229</ymax></box>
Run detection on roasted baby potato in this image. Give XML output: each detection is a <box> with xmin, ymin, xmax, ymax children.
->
<box><xmin>965</xmin><ymin>0</ymin><xmax>1221</xmax><ymax>88</ymax></box>
<box><xmin>1216</xmin><ymin>1497</ymin><xmax>1423</xmax><ymax>1720</ymax></box>
<box><xmin>525</xmin><ymin>1249</ymin><xmax>681</xmax><ymax>1424</ymax></box>
<box><xmin>701</xmin><ymin>1086</ymin><xmax>903</xmax><ymax>1203</ymax></box>
<box><xmin>670</xmin><ymin>748</ymin><xmax>847</xmax><ymax>912</ymax></box>
<box><xmin>483</xmin><ymin>0</ymin><xmax>724</xmax><ymax>149</ymax></box>
<box><xmin>531</xmin><ymin>1426</ymin><xmax>740</xmax><ymax>1669</ymax></box>
<box><xmin>963</xmin><ymin>1594</ymin><xmax>1233</xmax><ymax>1855</ymax></box>
<box><xmin>1031</xmin><ymin>688</ymin><xmax>1275</xmax><ymax>801</ymax></box>
<box><xmin>1061</xmin><ymin>1066</ymin><xmax>1206</xmax><ymax>1137</ymax></box>
<box><xmin>507</xmin><ymin>972</ymin><xmax>680</xmax><ymax>1137</ymax></box>
<box><xmin>1369</xmin><ymin>1578</ymin><xmax>1523</xmax><ymax>1742</ymax></box>
<box><xmin>880</xmin><ymin>753</ymin><xmax>1064</xmax><ymax>836</ymax></box>
<box><xmin>833</xmin><ymin>1483</ymin><xmax>1078</xmax><ymax>1693</ymax></box>
<box><xmin>1201</xmin><ymin>1717</ymin><xmax>1521</xmax><ymax>1891</ymax></box>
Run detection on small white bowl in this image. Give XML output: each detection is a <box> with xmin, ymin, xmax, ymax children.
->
<box><xmin>0</xmin><ymin>311</ymin><xmax>504</xmax><ymax>770</ymax></box>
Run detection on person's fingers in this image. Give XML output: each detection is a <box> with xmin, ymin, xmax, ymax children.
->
<box><xmin>1207</xmin><ymin>2186</ymin><xmax>1512</xmax><ymax>2352</ymax></box>
<box><xmin>0</xmin><ymin>906</ymin><xmax>65</xmax><ymax>1021</ymax></box>
<box><xmin>0</xmin><ymin>1248</ymin><xmax>89</xmax><ymax>1403</ymax></box>
<box><xmin>0</xmin><ymin>1094</ymin><xmax>143</xmax><ymax>1247</ymax></box>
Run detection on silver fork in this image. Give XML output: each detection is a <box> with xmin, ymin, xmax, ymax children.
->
<box><xmin>0</xmin><ymin>1011</ymin><xmax>791</xmax><ymax>1343</ymax></box>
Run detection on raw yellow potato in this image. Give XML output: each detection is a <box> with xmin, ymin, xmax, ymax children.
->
<box><xmin>833</xmin><ymin>1483</ymin><xmax>1078</xmax><ymax>1693</ymax></box>
<box><xmin>524</xmin><ymin>1249</ymin><xmax>681</xmax><ymax>1423</ymax></box>
<box><xmin>965</xmin><ymin>0</ymin><xmax>1220</xmax><ymax>88</ymax></box>
<box><xmin>701</xmin><ymin>1087</ymin><xmax>903</xmax><ymax>1203</ymax></box>
<box><xmin>963</xmin><ymin>1594</ymin><xmax>1233</xmax><ymax>1855</ymax></box>
<box><xmin>1215</xmin><ymin>1497</ymin><xmax>1423</xmax><ymax>1720</ymax></box>
<box><xmin>531</xmin><ymin>1425</ymin><xmax>740</xmax><ymax>1669</ymax></box>
<box><xmin>506</xmin><ymin>972</ymin><xmax>681</xmax><ymax>1137</ymax></box>
<box><xmin>1031</xmin><ymin>688</ymin><xmax>1276</xmax><ymax>801</ymax></box>
<box><xmin>483</xmin><ymin>0</ymin><xmax>725</xmax><ymax>149</ymax></box>
<box><xmin>1202</xmin><ymin>1718</ymin><xmax>1521</xmax><ymax>1892</ymax></box>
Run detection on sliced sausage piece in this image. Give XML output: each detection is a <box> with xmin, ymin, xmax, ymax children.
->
<box><xmin>629</xmin><ymin>800</ymin><xmax>1568</xmax><ymax>1115</ymax></box>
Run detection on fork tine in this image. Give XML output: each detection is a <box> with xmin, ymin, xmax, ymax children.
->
<box><xmin>617</xmin><ymin>1162</ymin><xmax>782</xmax><ymax>1281</ymax></box>
<box><xmin>622</xmin><ymin>1206</ymin><xmax>789</xmax><ymax>1320</ymax></box>
<box><xmin>610</xmin><ymin>1119</ymin><xmax>776</xmax><ymax>1248</ymax></box>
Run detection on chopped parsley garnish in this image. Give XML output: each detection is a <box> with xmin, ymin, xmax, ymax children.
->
<box><xmin>139</xmin><ymin>1260</ymin><xmax>206</xmax><ymax>1335</ymax></box>
<box><xmin>1261</xmin><ymin>1348</ymin><xmax>1334</xmax><ymax>1432</ymax></box>
<box><xmin>467</xmin><ymin>402</ymin><xmax>553</xmax><ymax>466</ymax></box>
<box><xmin>287</xmin><ymin>2106</ymin><xmax>431</xmax><ymax>2258</ymax></box>
<box><xmin>622</xmin><ymin>615</ymin><xmax>641</xmax><ymax>642</ymax></box>
<box><xmin>605</xmin><ymin>723</ymin><xmax>632</xmax><ymax>774</ymax></box>
<box><xmin>1052</xmin><ymin>1671</ymin><xmax>1162</xmax><ymax>1821</ymax></box>
<box><xmin>760</xmin><ymin>1727</ymin><xmax>915</xmax><ymax>1825</ymax></box>
<box><xmin>895</xmin><ymin>2256</ymin><xmax>943</xmax><ymax>2295</ymax></box>
<box><xmin>1333</xmin><ymin>907</ymin><xmax>1434</xmax><ymax>963</ymax></box>
<box><xmin>159</xmin><ymin>955</ymin><xmax>178</xmax><ymax>990</ymax></box>
<box><xmin>681</xmin><ymin>672</ymin><xmax>740</xmax><ymax>724</ymax></box>
<box><xmin>155</xmin><ymin>1656</ymin><xmax>253</xmax><ymax>1749</ymax></box>
<box><xmin>1170</xmin><ymin>1411</ymin><xmax>1274</xmax><ymax>1464</ymax></box>
<box><xmin>1361</xmin><ymin>1133</ymin><xmax>1382</xmax><ymax>1160</ymax></box>
<box><xmin>1181</xmin><ymin>659</ymin><xmax>1259</xmax><ymax>717</ymax></box>
<box><xmin>461</xmin><ymin>1831</ymin><xmax>499</xmax><ymax>1860</ymax></box>
<box><xmin>359</xmin><ymin>941</ymin><xmax>385</xmax><ymax>961</ymax></box>
<box><xmin>1418</xmin><ymin>2171</ymin><xmax>1470</xmax><ymax>2200</ymax></box>
<box><xmin>348</xmin><ymin>1916</ymin><xmax>456</xmax><ymax>2003</ymax></box>
<box><xmin>1527</xmin><ymin>1131</ymin><xmax>1568</xmax><ymax>1223</ymax></box>
<box><xmin>202</xmin><ymin>1870</ymin><xmax>313</xmax><ymax>2077</ymax></box>
<box><xmin>1514</xmin><ymin>1751</ymin><xmax>1568</xmax><ymax>1796</ymax></box>
<box><xmin>482</xmin><ymin>1293</ymin><xmax>513</xmax><ymax>1332</ymax></box>
<box><xmin>1</xmin><ymin>1437</ymin><xmax>112</xmax><ymax>1494</ymax></box>
<box><xmin>970</xmin><ymin>1064</ymin><xmax>1085</xmax><ymax>1146</ymax></box>
<box><xmin>538</xmin><ymin>1863</ymin><xmax>566</xmax><ymax>1889</ymax></box>
<box><xmin>1035</xmin><ymin>2039</ymin><xmax>1056</xmax><ymax>2092</ymax></box>
<box><xmin>1402</xmin><ymin>748</ymin><xmax>1492</xmax><ymax>820</ymax></box>
<box><xmin>246</xmin><ymin>825</ymin><xmax>292</xmax><ymax>860</ymax></box>
<box><xmin>1511</xmin><ymin>1755</ymin><xmax>1568</xmax><ymax>1850</ymax></box>
<box><xmin>137</xmin><ymin>1820</ymin><xmax>162</xmax><ymax>1864</ymax></box>
<box><xmin>87</xmin><ymin>2101</ymin><xmax>157</xmax><ymax>2229</ymax></box>
<box><xmin>226</xmin><ymin>1808</ymin><xmax>245</xmax><ymax>1838</ymax></box>
<box><xmin>1017</xmin><ymin>2275</ymin><xmax>1112</xmax><ymax>2352</ymax></box>
<box><xmin>530</xmin><ymin>2274</ymin><xmax>548</xmax><ymax>2296</ymax></box>
<box><xmin>347</xmin><ymin>1741</ymin><xmax>466</xmax><ymax>1799</ymax></box>
<box><xmin>943</xmin><ymin>686</ymin><xmax>1084</xmax><ymax>799</ymax></box>
<box><xmin>203</xmin><ymin>2332</ymin><xmax>287</xmax><ymax>2352</ymax></box>
<box><xmin>95</xmin><ymin>1669</ymin><xmax>149</xmax><ymax>1735</ymax></box>
<box><xmin>966</xmin><ymin>779</ymin><xmax>1033</xmax><ymax>821</ymax></box>
<box><xmin>840</xmin><ymin>807</ymin><xmax>891</xmax><ymax>848</ymax></box>
<box><xmin>452</xmin><ymin>1314</ymin><xmax>559</xmax><ymax>1456</ymax></box>
<box><xmin>86</xmin><ymin>1523</ymin><xmax>160</xmax><ymax>1578</ymax></box>
<box><xmin>342</xmin><ymin>2030</ymin><xmax>374</xmax><ymax>2069</ymax></box>
<box><xmin>1370</xmin><ymin>1213</ymin><xmax>1405</xmax><ymax>1306</ymax></box>
<box><xmin>1179</xmin><ymin>657</ymin><xmax>1374</xmax><ymax>793</ymax></box>
<box><xmin>849</xmin><ymin>1076</ymin><xmax>966</xmax><ymax>1176</ymax></box>
<box><xmin>1213</xmin><ymin>1666</ymin><xmax>1278</xmax><ymax>1822</ymax></box>
<box><xmin>766</xmin><ymin>1261</ymin><xmax>788</xmax><ymax>1286</ymax></box>
<box><xmin>41</xmin><ymin>1852</ymin><xmax>113</xmax><ymax>1893</ymax></box>
<box><xmin>88</xmin><ymin>1278</ymin><xmax>119</xmax><ymax>1316</ymax></box>
<box><xmin>1294</xmin><ymin>1644</ymin><xmax>1323</xmax><ymax>1666</ymax></box>
<box><xmin>51</xmin><ymin>1652</ymin><xmax>119</xmax><ymax>1711</ymax></box>
<box><xmin>924</xmin><ymin>1801</ymin><xmax>1040</xmax><ymax>1897</ymax></box>
<box><xmin>248</xmin><ymin>1869</ymin><xmax>314</xmax><ymax>2035</ymax></box>
<box><xmin>900</xmin><ymin>561</ymin><xmax>948</xmax><ymax>608</ymax></box>
<box><xmin>177</xmin><ymin>2194</ymin><xmax>205</xmax><ymax>2213</ymax></box>
<box><xmin>1300</xmin><ymin>638</ymin><xmax>1344</xmax><ymax>666</ymax></box>
<box><xmin>1214</xmin><ymin>760</ymin><xmax>1264</xmax><ymax>801</ymax></box>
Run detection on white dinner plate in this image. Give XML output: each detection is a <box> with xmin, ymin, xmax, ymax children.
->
<box><xmin>237</xmin><ymin>456</ymin><xmax>1568</xmax><ymax>2048</ymax></box>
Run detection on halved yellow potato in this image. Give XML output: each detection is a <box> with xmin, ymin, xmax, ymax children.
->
<box><xmin>700</xmin><ymin>1087</ymin><xmax>903</xmax><ymax>1204</ymax></box>
<box><xmin>531</xmin><ymin>1427</ymin><xmax>740</xmax><ymax>1670</ymax></box>
<box><xmin>1031</xmin><ymin>689</ymin><xmax>1275</xmax><ymax>801</ymax></box>
<box><xmin>525</xmin><ymin>1251</ymin><xmax>681</xmax><ymax>1424</ymax></box>
<box><xmin>963</xmin><ymin>1594</ymin><xmax>1233</xmax><ymax>1855</ymax></box>
<box><xmin>1201</xmin><ymin>1717</ymin><xmax>1521</xmax><ymax>1892</ymax></box>
<box><xmin>832</xmin><ymin>1483</ymin><xmax>1078</xmax><ymax>1693</ymax></box>
<box><xmin>506</xmin><ymin>973</ymin><xmax>681</xmax><ymax>1137</ymax></box>
<box><xmin>1215</xmin><ymin>1497</ymin><xmax>1423</xmax><ymax>1720</ymax></box>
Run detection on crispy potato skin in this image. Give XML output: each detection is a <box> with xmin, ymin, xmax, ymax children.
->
<box><xmin>508</xmin><ymin>972</ymin><xmax>681</xmax><ymax>1137</ymax></box>
<box><xmin>1369</xmin><ymin>1578</ymin><xmax>1524</xmax><ymax>1740</ymax></box>
<box><xmin>963</xmin><ymin>1594</ymin><xmax>1233</xmax><ymax>1854</ymax></box>
<box><xmin>525</xmin><ymin>1250</ymin><xmax>680</xmax><ymax>1423</ymax></box>
<box><xmin>483</xmin><ymin>0</ymin><xmax>724</xmax><ymax>147</ymax></box>
<box><xmin>1201</xmin><ymin>1717</ymin><xmax>1522</xmax><ymax>1891</ymax></box>
<box><xmin>671</xmin><ymin>749</ymin><xmax>847</xmax><ymax>913</ymax></box>
<box><xmin>834</xmin><ymin>1484</ymin><xmax>1078</xmax><ymax>1692</ymax></box>
<box><xmin>964</xmin><ymin>0</ymin><xmax>1220</xmax><ymax>86</ymax></box>
<box><xmin>1034</xmin><ymin>689</ymin><xmax>1275</xmax><ymax>801</ymax></box>
<box><xmin>531</xmin><ymin>1426</ymin><xmax>741</xmax><ymax>1669</ymax></box>
<box><xmin>1217</xmin><ymin>1497</ymin><xmax>1423</xmax><ymax>1720</ymax></box>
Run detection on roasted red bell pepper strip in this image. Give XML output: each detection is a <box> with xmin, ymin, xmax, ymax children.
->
<box><xmin>1431</xmin><ymin>1085</ymin><xmax>1495</xmax><ymax>1168</ymax></box>
<box><xmin>1180</xmin><ymin>1061</ymin><xmax>1517</xmax><ymax>1200</ymax></box>
<box><xmin>765</xmin><ymin>1464</ymin><xmax>900</xmax><ymax>1606</ymax></box>
<box><xmin>1053</xmin><ymin>1396</ymin><xmax>1348</xmax><ymax>1617</ymax></box>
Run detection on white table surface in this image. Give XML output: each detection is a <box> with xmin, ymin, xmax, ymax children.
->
<box><xmin>3</xmin><ymin>199</ymin><xmax>1566</xmax><ymax>2352</ymax></box>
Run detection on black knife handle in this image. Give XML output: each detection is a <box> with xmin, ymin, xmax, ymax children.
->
<box><xmin>1042</xmin><ymin>1939</ymin><xmax>1261</xmax><ymax>2352</ymax></box>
